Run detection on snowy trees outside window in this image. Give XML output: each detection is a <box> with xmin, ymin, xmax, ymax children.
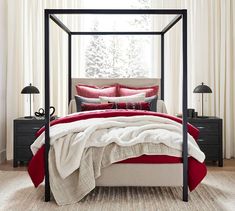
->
<box><xmin>81</xmin><ymin>0</ymin><xmax>152</xmax><ymax>78</ymax></box>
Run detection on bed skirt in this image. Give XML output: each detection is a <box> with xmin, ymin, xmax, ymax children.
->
<box><xmin>96</xmin><ymin>163</ymin><xmax>183</xmax><ymax>187</ymax></box>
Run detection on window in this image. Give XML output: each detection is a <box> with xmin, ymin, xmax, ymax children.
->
<box><xmin>79</xmin><ymin>0</ymin><xmax>155</xmax><ymax>78</ymax></box>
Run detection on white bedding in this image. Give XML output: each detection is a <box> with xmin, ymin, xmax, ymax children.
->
<box><xmin>31</xmin><ymin>115</ymin><xmax>205</xmax><ymax>180</ymax></box>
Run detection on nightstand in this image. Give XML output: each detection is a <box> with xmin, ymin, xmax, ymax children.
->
<box><xmin>13</xmin><ymin>117</ymin><xmax>45</xmax><ymax>167</ymax></box>
<box><xmin>188</xmin><ymin>117</ymin><xmax>223</xmax><ymax>167</ymax></box>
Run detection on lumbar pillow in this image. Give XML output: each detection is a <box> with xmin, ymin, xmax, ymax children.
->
<box><xmin>81</xmin><ymin>103</ymin><xmax>114</xmax><ymax>111</ymax></box>
<box><xmin>99</xmin><ymin>93</ymin><xmax>146</xmax><ymax>103</ymax></box>
<box><xmin>113</xmin><ymin>102</ymin><xmax>150</xmax><ymax>111</ymax></box>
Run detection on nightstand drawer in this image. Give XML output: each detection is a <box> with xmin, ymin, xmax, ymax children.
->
<box><xmin>197</xmin><ymin>134</ymin><xmax>219</xmax><ymax>145</ymax></box>
<box><xmin>15</xmin><ymin>135</ymin><xmax>36</xmax><ymax>146</ymax></box>
<box><xmin>15</xmin><ymin>123</ymin><xmax>43</xmax><ymax>135</ymax></box>
<box><xmin>199</xmin><ymin>145</ymin><xmax>219</xmax><ymax>160</ymax></box>
<box><xmin>192</xmin><ymin>122</ymin><xmax>218</xmax><ymax>135</ymax></box>
<box><xmin>15</xmin><ymin>147</ymin><xmax>33</xmax><ymax>161</ymax></box>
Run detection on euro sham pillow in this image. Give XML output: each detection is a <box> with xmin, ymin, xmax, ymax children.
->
<box><xmin>81</xmin><ymin>103</ymin><xmax>114</xmax><ymax>111</ymax></box>
<box><xmin>76</xmin><ymin>84</ymin><xmax>117</xmax><ymax>98</ymax></box>
<box><xmin>118</xmin><ymin>84</ymin><xmax>159</xmax><ymax>97</ymax></box>
<box><xmin>75</xmin><ymin>95</ymin><xmax>101</xmax><ymax>112</ymax></box>
<box><xmin>99</xmin><ymin>93</ymin><xmax>146</xmax><ymax>103</ymax></box>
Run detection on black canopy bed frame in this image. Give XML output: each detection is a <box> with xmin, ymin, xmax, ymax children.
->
<box><xmin>44</xmin><ymin>9</ymin><xmax>188</xmax><ymax>202</ymax></box>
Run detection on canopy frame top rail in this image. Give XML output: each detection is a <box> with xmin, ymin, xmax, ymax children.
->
<box><xmin>48</xmin><ymin>9</ymin><xmax>183</xmax><ymax>35</ymax></box>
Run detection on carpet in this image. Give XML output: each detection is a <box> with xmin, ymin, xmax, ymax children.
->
<box><xmin>0</xmin><ymin>169</ymin><xmax>235</xmax><ymax>211</ymax></box>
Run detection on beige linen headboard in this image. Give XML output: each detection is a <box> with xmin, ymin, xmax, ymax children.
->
<box><xmin>68</xmin><ymin>78</ymin><xmax>167</xmax><ymax>114</ymax></box>
<box><xmin>71</xmin><ymin>78</ymin><xmax>161</xmax><ymax>99</ymax></box>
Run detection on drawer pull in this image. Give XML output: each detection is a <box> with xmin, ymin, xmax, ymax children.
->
<box><xmin>197</xmin><ymin>126</ymin><xmax>205</xmax><ymax>129</ymax></box>
<box><xmin>32</xmin><ymin>127</ymin><xmax>40</xmax><ymax>131</ymax></box>
<box><xmin>198</xmin><ymin>138</ymin><xmax>205</xmax><ymax>142</ymax></box>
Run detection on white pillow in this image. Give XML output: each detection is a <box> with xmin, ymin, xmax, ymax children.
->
<box><xmin>99</xmin><ymin>93</ymin><xmax>146</xmax><ymax>103</ymax></box>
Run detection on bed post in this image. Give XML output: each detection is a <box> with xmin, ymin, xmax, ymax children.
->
<box><xmin>161</xmin><ymin>34</ymin><xmax>164</xmax><ymax>101</ymax></box>
<box><xmin>68</xmin><ymin>34</ymin><xmax>72</xmax><ymax>104</ymax></box>
<box><xmin>44</xmin><ymin>9</ymin><xmax>51</xmax><ymax>202</ymax></box>
<box><xmin>182</xmin><ymin>10</ymin><xmax>188</xmax><ymax>202</ymax></box>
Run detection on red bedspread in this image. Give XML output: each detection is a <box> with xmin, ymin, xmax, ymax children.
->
<box><xmin>28</xmin><ymin>110</ymin><xmax>207</xmax><ymax>191</ymax></box>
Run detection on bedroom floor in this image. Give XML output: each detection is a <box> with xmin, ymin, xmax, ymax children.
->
<box><xmin>0</xmin><ymin>160</ymin><xmax>235</xmax><ymax>211</ymax></box>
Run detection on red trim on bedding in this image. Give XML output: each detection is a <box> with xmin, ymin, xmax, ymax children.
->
<box><xmin>28</xmin><ymin>146</ymin><xmax>45</xmax><ymax>188</ymax></box>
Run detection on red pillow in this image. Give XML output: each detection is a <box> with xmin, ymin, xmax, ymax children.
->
<box><xmin>113</xmin><ymin>102</ymin><xmax>150</xmax><ymax>111</ymax></box>
<box><xmin>81</xmin><ymin>103</ymin><xmax>114</xmax><ymax>111</ymax></box>
<box><xmin>118</xmin><ymin>84</ymin><xmax>159</xmax><ymax>97</ymax></box>
<box><xmin>76</xmin><ymin>84</ymin><xmax>117</xmax><ymax>98</ymax></box>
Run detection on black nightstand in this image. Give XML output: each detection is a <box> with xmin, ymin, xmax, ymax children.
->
<box><xmin>188</xmin><ymin>117</ymin><xmax>223</xmax><ymax>167</ymax></box>
<box><xmin>13</xmin><ymin>117</ymin><xmax>45</xmax><ymax>167</ymax></box>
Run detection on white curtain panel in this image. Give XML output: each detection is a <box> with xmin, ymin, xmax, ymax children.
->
<box><xmin>5</xmin><ymin>0</ymin><xmax>235</xmax><ymax>159</ymax></box>
<box><xmin>6</xmin><ymin>0</ymin><xmax>81</xmax><ymax>160</ymax></box>
<box><xmin>0</xmin><ymin>0</ymin><xmax>7</xmax><ymax>163</ymax></box>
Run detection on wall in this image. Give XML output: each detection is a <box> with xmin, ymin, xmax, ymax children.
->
<box><xmin>0</xmin><ymin>0</ymin><xmax>7</xmax><ymax>163</ymax></box>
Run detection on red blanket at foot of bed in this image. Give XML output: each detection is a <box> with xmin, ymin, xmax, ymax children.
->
<box><xmin>28</xmin><ymin>110</ymin><xmax>207</xmax><ymax>191</ymax></box>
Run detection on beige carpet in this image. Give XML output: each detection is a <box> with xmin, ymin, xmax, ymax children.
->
<box><xmin>0</xmin><ymin>167</ymin><xmax>235</xmax><ymax>211</ymax></box>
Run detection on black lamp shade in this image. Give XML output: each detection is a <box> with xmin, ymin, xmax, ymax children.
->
<box><xmin>21</xmin><ymin>83</ymin><xmax>40</xmax><ymax>94</ymax></box>
<box><xmin>193</xmin><ymin>82</ymin><xmax>212</xmax><ymax>93</ymax></box>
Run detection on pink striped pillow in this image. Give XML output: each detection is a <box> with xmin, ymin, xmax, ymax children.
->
<box><xmin>118</xmin><ymin>84</ymin><xmax>159</xmax><ymax>97</ymax></box>
<box><xmin>76</xmin><ymin>84</ymin><xmax>117</xmax><ymax>98</ymax></box>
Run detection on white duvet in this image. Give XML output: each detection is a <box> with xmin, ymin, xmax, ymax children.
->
<box><xmin>31</xmin><ymin>115</ymin><xmax>205</xmax><ymax>180</ymax></box>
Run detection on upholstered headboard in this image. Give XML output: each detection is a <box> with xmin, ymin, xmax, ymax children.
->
<box><xmin>68</xmin><ymin>78</ymin><xmax>167</xmax><ymax>114</ymax></box>
<box><xmin>71</xmin><ymin>78</ymin><xmax>161</xmax><ymax>99</ymax></box>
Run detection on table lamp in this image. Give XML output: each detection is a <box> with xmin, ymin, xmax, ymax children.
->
<box><xmin>21</xmin><ymin>83</ymin><xmax>40</xmax><ymax>118</ymax></box>
<box><xmin>193</xmin><ymin>82</ymin><xmax>212</xmax><ymax>117</ymax></box>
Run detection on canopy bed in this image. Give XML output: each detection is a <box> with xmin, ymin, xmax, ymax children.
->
<box><xmin>27</xmin><ymin>9</ymin><xmax>205</xmax><ymax>205</ymax></box>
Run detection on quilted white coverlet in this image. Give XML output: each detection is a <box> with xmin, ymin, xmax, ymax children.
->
<box><xmin>31</xmin><ymin>115</ymin><xmax>205</xmax><ymax>205</ymax></box>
